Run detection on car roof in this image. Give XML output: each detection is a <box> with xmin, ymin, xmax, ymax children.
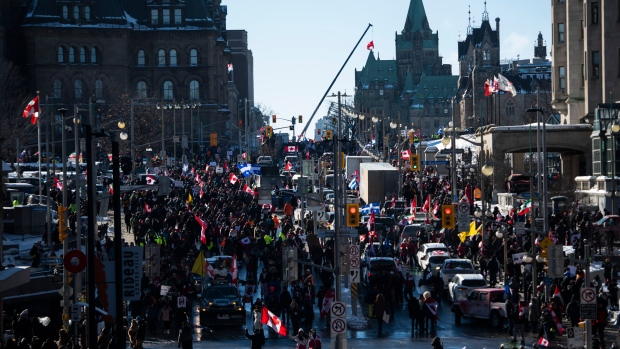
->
<box><xmin>455</xmin><ymin>274</ymin><xmax>485</xmax><ymax>280</ymax></box>
<box><xmin>368</xmin><ymin>257</ymin><xmax>395</xmax><ymax>261</ymax></box>
<box><xmin>444</xmin><ymin>258</ymin><xmax>472</xmax><ymax>262</ymax></box>
<box><xmin>470</xmin><ymin>287</ymin><xmax>503</xmax><ymax>292</ymax></box>
<box><xmin>423</xmin><ymin>243</ymin><xmax>448</xmax><ymax>249</ymax></box>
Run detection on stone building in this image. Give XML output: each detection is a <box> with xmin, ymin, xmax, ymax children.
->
<box><xmin>353</xmin><ymin>0</ymin><xmax>457</xmax><ymax>141</ymax></box>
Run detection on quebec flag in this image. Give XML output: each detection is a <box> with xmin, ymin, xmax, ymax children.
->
<box><xmin>237</xmin><ymin>163</ymin><xmax>261</xmax><ymax>177</ymax></box>
<box><xmin>360</xmin><ymin>202</ymin><xmax>381</xmax><ymax>215</ymax></box>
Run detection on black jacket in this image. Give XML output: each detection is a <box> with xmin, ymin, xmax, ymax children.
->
<box><xmin>245</xmin><ymin>329</ymin><xmax>266</xmax><ymax>349</ymax></box>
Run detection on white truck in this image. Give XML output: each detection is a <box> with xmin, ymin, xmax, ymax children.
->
<box><xmin>359</xmin><ymin>162</ymin><xmax>399</xmax><ymax>204</ymax></box>
<box><xmin>345</xmin><ymin>155</ymin><xmax>374</xmax><ymax>179</ymax></box>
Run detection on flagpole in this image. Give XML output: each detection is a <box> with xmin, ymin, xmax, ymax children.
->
<box><xmin>36</xmin><ymin>91</ymin><xmax>42</xmax><ymax>199</ymax></box>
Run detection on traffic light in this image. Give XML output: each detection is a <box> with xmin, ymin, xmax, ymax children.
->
<box><xmin>272</xmin><ymin>115</ymin><xmax>276</xmax><ymax>123</ymax></box>
<box><xmin>410</xmin><ymin>154</ymin><xmax>420</xmax><ymax>171</ymax></box>
<box><xmin>409</xmin><ymin>131</ymin><xmax>414</xmax><ymax>144</ymax></box>
<box><xmin>332</xmin><ymin>117</ymin><xmax>336</xmax><ymax>125</ymax></box>
<box><xmin>298</xmin><ymin>115</ymin><xmax>303</xmax><ymax>123</ymax></box>
<box><xmin>317</xmin><ymin>129</ymin><xmax>321</xmax><ymax>135</ymax></box>
<box><xmin>441</xmin><ymin>204</ymin><xmax>455</xmax><ymax>229</ymax></box>
<box><xmin>346</xmin><ymin>204</ymin><xmax>360</xmax><ymax>227</ymax></box>
<box><xmin>266</xmin><ymin>126</ymin><xmax>273</xmax><ymax>138</ymax></box>
<box><xmin>325</xmin><ymin>130</ymin><xmax>333</xmax><ymax>140</ymax></box>
<box><xmin>58</xmin><ymin>204</ymin><xmax>68</xmax><ymax>242</ymax></box>
<box><xmin>120</xmin><ymin>156</ymin><xmax>132</xmax><ymax>175</ymax></box>
<box><xmin>210</xmin><ymin>133</ymin><xmax>218</xmax><ymax>146</ymax></box>
<box><xmin>291</xmin><ymin>116</ymin><xmax>296</xmax><ymax>125</ymax></box>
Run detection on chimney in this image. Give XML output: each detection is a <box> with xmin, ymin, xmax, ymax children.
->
<box><xmin>495</xmin><ymin>17</ymin><xmax>500</xmax><ymax>37</ymax></box>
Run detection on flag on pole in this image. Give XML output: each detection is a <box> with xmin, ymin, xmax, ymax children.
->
<box><xmin>243</xmin><ymin>184</ymin><xmax>254</xmax><ymax>194</ymax></box>
<box><xmin>285</xmin><ymin>161</ymin><xmax>292</xmax><ymax>171</ymax></box>
<box><xmin>231</xmin><ymin>254</ymin><xmax>238</xmax><ymax>285</ymax></box>
<box><xmin>496</xmin><ymin>73</ymin><xmax>517</xmax><ymax>97</ymax></box>
<box><xmin>191</xmin><ymin>251</ymin><xmax>206</xmax><ymax>277</ymax></box>
<box><xmin>366</xmin><ymin>40</ymin><xmax>374</xmax><ymax>50</ymax></box>
<box><xmin>367</xmin><ymin>211</ymin><xmax>375</xmax><ymax>231</ymax></box>
<box><xmin>22</xmin><ymin>96</ymin><xmax>40</xmax><ymax>125</ymax></box>
<box><xmin>320</xmin><ymin>289</ymin><xmax>335</xmax><ymax>319</ymax></box>
<box><xmin>204</xmin><ymin>258</ymin><xmax>215</xmax><ymax>278</ymax></box>
<box><xmin>195</xmin><ymin>215</ymin><xmax>207</xmax><ymax>244</ymax></box>
<box><xmin>537</xmin><ymin>337</ymin><xmax>549</xmax><ymax>347</ymax></box>
<box><xmin>422</xmin><ymin>194</ymin><xmax>430</xmax><ymax>213</ymax></box>
<box><xmin>518</xmin><ymin>199</ymin><xmax>531</xmax><ymax>216</ymax></box>
<box><xmin>143</xmin><ymin>202</ymin><xmax>152</xmax><ymax>213</ymax></box>
<box><xmin>261</xmin><ymin>307</ymin><xmax>287</xmax><ymax>336</ymax></box>
<box><xmin>229</xmin><ymin>173</ymin><xmax>238</xmax><ymax>184</ymax></box>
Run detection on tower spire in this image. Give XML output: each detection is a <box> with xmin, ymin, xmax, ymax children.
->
<box><xmin>482</xmin><ymin>0</ymin><xmax>489</xmax><ymax>22</ymax></box>
<box><xmin>467</xmin><ymin>5</ymin><xmax>472</xmax><ymax>35</ymax></box>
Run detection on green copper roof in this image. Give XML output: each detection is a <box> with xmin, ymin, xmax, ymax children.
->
<box><xmin>404</xmin><ymin>0</ymin><xmax>429</xmax><ymax>33</ymax></box>
<box><xmin>402</xmin><ymin>69</ymin><xmax>415</xmax><ymax>94</ymax></box>
<box><xmin>410</xmin><ymin>74</ymin><xmax>459</xmax><ymax>105</ymax></box>
<box><xmin>395</xmin><ymin>33</ymin><xmax>438</xmax><ymax>50</ymax></box>
<box><xmin>355</xmin><ymin>51</ymin><xmax>399</xmax><ymax>88</ymax></box>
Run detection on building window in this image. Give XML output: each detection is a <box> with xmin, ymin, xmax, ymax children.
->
<box><xmin>433</xmin><ymin>119</ymin><xmax>440</xmax><ymax>128</ymax></box>
<box><xmin>158</xmin><ymin>49</ymin><xmax>166</xmax><ymax>66</ymax></box>
<box><xmin>137</xmin><ymin>50</ymin><xmax>145</xmax><ymax>66</ymax></box>
<box><xmin>174</xmin><ymin>9</ymin><xmax>182</xmax><ymax>24</ymax></box>
<box><xmin>190</xmin><ymin>49</ymin><xmax>198</xmax><ymax>66</ymax></box>
<box><xmin>137</xmin><ymin>81</ymin><xmax>147</xmax><ymax>98</ymax></box>
<box><xmin>169</xmin><ymin>49</ymin><xmax>177</xmax><ymax>66</ymax></box>
<box><xmin>558</xmin><ymin>23</ymin><xmax>565</xmax><ymax>43</ymax></box>
<box><xmin>592</xmin><ymin>51</ymin><xmax>600</xmax><ymax>78</ymax></box>
<box><xmin>84</xmin><ymin>6</ymin><xmax>91</xmax><ymax>20</ymax></box>
<box><xmin>163</xmin><ymin>9</ymin><xmax>170</xmax><ymax>25</ymax></box>
<box><xmin>189</xmin><ymin>80</ymin><xmax>200</xmax><ymax>99</ymax></box>
<box><xmin>69</xmin><ymin>47</ymin><xmax>75</xmax><ymax>63</ymax></box>
<box><xmin>559</xmin><ymin>66</ymin><xmax>566</xmax><ymax>89</ymax></box>
<box><xmin>95</xmin><ymin>79</ymin><xmax>103</xmax><ymax>99</ymax></box>
<box><xmin>90</xmin><ymin>48</ymin><xmax>97</xmax><ymax>64</ymax></box>
<box><xmin>506</xmin><ymin>100</ymin><xmax>515</xmax><ymax>116</ymax></box>
<box><xmin>79</xmin><ymin>47</ymin><xmax>86</xmax><ymax>63</ymax></box>
<box><xmin>483</xmin><ymin>46</ymin><xmax>490</xmax><ymax>61</ymax></box>
<box><xmin>62</xmin><ymin>6</ymin><xmax>68</xmax><ymax>19</ymax></box>
<box><xmin>151</xmin><ymin>9</ymin><xmax>158</xmax><ymax>25</ymax></box>
<box><xmin>74</xmin><ymin>80</ymin><xmax>83</xmax><ymax>99</ymax></box>
<box><xmin>592</xmin><ymin>2</ymin><xmax>599</xmax><ymax>25</ymax></box>
<box><xmin>163</xmin><ymin>81</ymin><xmax>173</xmax><ymax>100</ymax></box>
<box><xmin>73</xmin><ymin>6</ymin><xmax>79</xmax><ymax>20</ymax></box>
<box><xmin>53</xmin><ymin>80</ymin><xmax>62</xmax><ymax>99</ymax></box>
<box><xmin>57</xmin><ymin>47</ymin><xmax>64</xmax><ymax>63</ymax></box>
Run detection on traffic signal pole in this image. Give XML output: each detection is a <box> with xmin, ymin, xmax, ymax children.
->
<box><xmin>58</xmin><ymin>108</ymin><xmax>70</xmax><ymax>329</ymax></box>
<box><xmin>333</xmin><ymin>91</ymin><xmax>345</xmax><ymax>349</ymax></box>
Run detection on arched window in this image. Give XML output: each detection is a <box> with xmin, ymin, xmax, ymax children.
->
<box><xmin>90</xmin><ymin>47</ymin><xmax>97</xmax><ymax>64</ymax></box>
<box><xmin>62</xmin><ymin>6</ymin><xmax>68</xmax><ymax>19</ymax></box>
<box><xmin>79</xmin><ymin>47</ymin><xmax>86</xmax><ymax>63</ymax></box>
<box><xmin>73</xmin><ymin>6</ymin><xmax>79</xmax><ymax>20</ymax></box>
<box><xmin>190</xmin><ymin>49</ymin><xmax>198</xmax><ymax>66</ymax></box>
<box><xmin>53</xmin><ymin>80</ymin><xmax>62</xmax><ymax>99</ymax></box>
<box><xmin>506</xmin><ymin>100</ymin><xmax>515</xmax><ymax>116</ymax></box>
<box><xmin>95</xmin><ymin>80</ymin><xmax>103</xmax><ymax>99</ymax></box>
<box><xmin>137</xmin><ymin>81</ymin><xmax>147</xmax><ymax>98</ymax></box>
<box><xmin>57</xmin><ymin>47</ymin><xmax>65</xmax><ymax>63</ymax></box>
<box><xmin>189</xmin><ymin>80</ymin><xmax>200</xmax><ymax>99</ymax></box>
<box><xmin>137</xmin><ymin>50</ymin><xmax>145</xmax><ymax>66</ymax></box>
<box><xmin>158</xmin><ymin>49</ymin><xmax>166</xmax><ymax>66</ymax></box>
<box><xmin>68</xmin><ymin>47</ymin><xmax>75</xmax><ymax>63</ymax></box>
<box><xmin>84</xmin><ymin>6</ymin><xmax>91</xmax><ymax>20</ymax></box>
<box><xmin>74</xmin><ymin>80</ymin><xmax>83</xmax><ymax>99</ymax></box>
<box><xmin>169</xmin><ymin>49</ymin><xmax>177</xmax><ymax>66</ymax></box>
<box><xmin>163</xmin><ymin>81</ymin><xmax>173</xmax><ymax>100</ymax></box>
<box><xmin>483</xmin><ymin>46</ymin><xmax>490</xmax><ymax>61</ymax></box>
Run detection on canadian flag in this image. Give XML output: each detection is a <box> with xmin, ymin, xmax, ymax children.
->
<box><xmin>425</xmin><ymin>299</ymin><xmax>439</xmax><ymax>321</ymax></box>
<box><xmin>320</xmin><ymin>289</ymin><xmax>335</xmax><ymax>319</ymax></box>
<box><xmin>229</xmin><ymin>173</ymin><xmax>238</xmax><ymax>184</ymax></box>
<box><xmin>231</xmin><ymin>254</ymin><xmax>238</xmax><ymax>285</ymax></box>
<box><xmin>285</xmin><ymin>145</ymin><xmax>298</xmax><ymax>153</ymax></box>
<box><xmin>422</xmin><ymin>194</ymin><xmax>430</xmax><ymax>213</ymax></box>
<box><xmin>261</xmin><ymin>307</ymin><xmax>287</xmax><ymax>336</ymax></box>
<box><xmin>401</xmin><ymin>150</ymin><xmax>411</xmax><ymax>160</ymax></box>
<box><xmin>204</xmin><ymin>259</ymin><xmax>215</xmax><ymax>278</ymax></box>
<box><xmin>22</xmin><ymin>96</ymin><xmax>40</xmax><ymax>125</ymax></box>
<box><xmin>143</xmin><ymin>202</ymin><xmax>152</xmax><ymax>213</ymax></box>
<box><xmin>366</xmin><ymin>40</ymin><xmax>374</xmax><ymax>50</ymax></box>
<box><xmin>195</xmin><ymin>215</ymin><xmax>207</xmax><ymax>244</ymax></box>
<box><xmin>391</xmin><ymin>195</ymin><xmax>396</xmax><ymax>208</ymax></box>
<box><xmin>367</xmin><ymin>211</ymin><xmax>375</xmax><ymax>231</ymax></box>
<box><xmin>537</xmin><ymin>337</ymin><xmax>549</xmax><ymax>347</ymax></box>
<box><xmin>145</xmin><ymin>175</ymin><xmax>157</xmax><ymax>185</ymax></box>
<box><xmin>243</xmin><ymin>184</ymin><xmax>254</xmax><ymax>194</ymax></box>
<box><xmin>359</xmin><ymin>235</ymin><xmax>366</xmax><ymax>243</ymax></box>
<box><xmin>195</xmin><ymin>173</ymin><xmax>201</xmax><ymax>183</ymax></box>
<box><xmin>285</xmin><ymin>161</ymin><xmax>292</xmax><ymax>171</ymax></box>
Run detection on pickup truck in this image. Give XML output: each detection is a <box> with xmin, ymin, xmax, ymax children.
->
<box><xmin>451</xmin><ymin>288</ymin><xmax>510</xmax><ymax>328</ymax></box>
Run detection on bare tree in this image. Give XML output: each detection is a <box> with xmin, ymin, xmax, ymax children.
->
<box><xmin>0</xmin><ymin>62</ymin><xmax>32</xmax><ymax>161</ymax></box>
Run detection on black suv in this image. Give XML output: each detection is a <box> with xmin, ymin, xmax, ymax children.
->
<box><xmin>199</xmin><ymin>284</ymin><xmax>246</xmax><ymax>326</ymax></box>
<box><xmin>506</xmin><ymin>174</ymin><xmax>530</xmax><ymax>194</ymax></box>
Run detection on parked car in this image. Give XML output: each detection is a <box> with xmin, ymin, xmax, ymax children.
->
<box><xmin>505</xmin><ymin>174</ymin><xmax>530</xmax><ymax>193</ymax></box>
<box><xmin>419</xmin><ymin>250</ymin><xmax>452</xmax><ymax>273</ymax></box>
<box><xmin>448</xmin><ymin>274</ymin><xmax>488</xmax><ymax>302</ymax></box>
<box><xmin>439</xmin><ymin>259</ymin><xmax>477</xmax><ymax>289</ymax></box>
<box><xmin>362</xmin><ymin>257</ymin><xmax>397</xmax><ymax>286</ymax></box>
<box><xmin>416</xmin><ymin>243</ymin><xmax>450</xmax><ymax>268</ymax></box>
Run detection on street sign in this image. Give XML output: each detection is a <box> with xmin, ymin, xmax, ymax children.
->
<box><xmin>41</xmin><ymin>257</ymin><xmax>63</xmax><ymax>265</ymax></box>
<box><xmin>519</xmin><ymin>192</ymin><xmax>539</xmax><ymax>198</ymax></box>
<box><xmin>457</xmin><ymin>201</ymin><xmax>470</xmax><ymax>232</ymax></box>
<box><xmin>539</xmin><ymin>237</ymin><xmax>554</xmax><ymax>250</ymax></box>
<box><xmin>439</xmin><ymin>148</ymin><xmax>465</xmax><ymax>154</ymax></box>
<box><xmin>400</xmin><ymin>130</ymin><xmax>407</xmax><ymax>137</ymax></box>
<box><xmin>122</xmin><ymin>246</ymin><xmax>144</xmax><ymax>301</ymax></box>
<box><xmin>566</xmin><ymin>327</ymin><xmax>584</xmax><ymax>349</ymax></box>
<box><xmin>421</xmin><ymin>160</ymin><xmax>449</xmax><ymax>166</ymax></box>
<box><xmin>349</xmin><ymin>244</ymin><xmax>361</xmax><ymax>283</ymax></box>
<box><xmin>547</xmin><ymin>245</ymin><xmax>565</xmax><ymax>278</ymax></box>
<box><xmin>330</xmin><ymin>301</ymin><xmax>347</xmax><ymax>338</ymax></box>
<box><xmin>580</xmin><ymin>287</ymin><xmax>597</xmax><ymax>320</ymax></box>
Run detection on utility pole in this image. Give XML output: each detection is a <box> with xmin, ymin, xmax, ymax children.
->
<box><xmin>73</xmin><ymin>105</ymin><xmax>82</xmax><ymax>348</ymax></box>
<box><xmin>58</xmin><ymin>107</ymin><xmax>70</xmax><ymax>330</ymax></box>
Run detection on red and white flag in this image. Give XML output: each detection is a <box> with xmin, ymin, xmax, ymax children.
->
<box><xmin>199</xmin><ymin>187</ymin><xmax>204</xmax><ymax>199</ymax></box>
<box><xmin>391</xmin><ymin>195</ymin><xmax>396</xmax><ymax>208</ymax></box>
<box><xmin>366</xmin><ymin>40</ymin><xmax>374</xmax><ymax>50</ymax></box>
<box><xmin>195</xmin><ymin>215</ymin><xmax>207</xmax><ymax>244</ymax></box>
<box><xmin>204</xmin><ymin>259</ymin><xmax>215</xmax><ymax>278</ymax></box>
<box><xmin>367</xmin><ymin>211</ymin><xmax>375</xmax><ymax>231</ymax></box>
<box><xmin>285</xmin><ymin>145</ymin><xmax>298</xmax><ymax>153</ymax></box>
<box><xmin>548</xmin><ymin>305</ymin><xmax>565</xmax><ymax>335</ymax></box>
<box><xmin>145</xmin><ymin>175</ymin><xmax>157</xmax><ymax>185</ymax></box>
<box><xmin>285</xmin><ymin>161</ymin><xmax>292</xmax><ymax>171</ymax></box>
<box><xmin>231</xmin><ymin>254</ymin><xmax>238</xmax><ymax>285</ymax></box>
<box><xmin>261</xmin><ymin>307</ymin><xmax>287</xmax><ymax>336</ymax></box>
<box><xmin>229</xmin><ymin>173</ymin><xmax>238</xmax><ymax>184</ymax></box>
<box><xmin>537</xmin><ymin>337</ymin><xmax>549</xmax><ymax>347</ymax></box>
<box><xmin>320</xmin><ymin>289</ymin><xmax>335</xmax><ymax>319</ymax></box>
<box><xmin>425</xmin><ymin>298</ymin><xmax>439</xmax><ymax>321</ymax></box>
<box><xmin>143</xmin><ymin>202</ymin><xmax>152</xmax><ymax>213</ymax></box>
<box><xmin>243</xmin><ymin>184</ymin><xmax>254</xmax><ymax>194</ymax></box>
<box><xmin>227</xmin><ymin>63</ymin><xmax>233</xmax><ymax>72</ymax></box>
<box><xmin>359</xmin><ymin>235</ymin><xmax>366</xmax><ymax>243</ymax></box>
<box><xmin>22</xmin><ymin>96</ymin><xmax>40</xmax><ymax>125</ymax></box>
<box><xmin>195</xmin><ymin>173</ymin><xmax>201</xmax><ymax>183</ymax></box>
<box><xmin>422</xmin><ymin>194</ymin><xmax>430</xmax><ymax>213</ymax></box>
<box><xmin>401</xmin><ymin>149</ymin><xmax>411</xmax><ymax>160</ymax></box>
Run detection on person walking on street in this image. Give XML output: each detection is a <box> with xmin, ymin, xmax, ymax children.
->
<box><xmin>488</xmin><ymin>256</ymin><xmax>500</xmax><ymax>288</ymax></box>
<box><xmin>566</xmin><ymin>296</ymin><xmax>581</xmax><ymax>327</ymax></box>
<box><xmin>431</xmin><ymin>336</ymin><xmax>444</xmax><ymax>349</ymax></box>
<box><xmin>288</xmin><ymin>328</ymin><xmax>308</xmax><ymax>349</ymax></box>
<box><xmin>374</xmin><ymin>293</ymin><xmax>387</xmax><ymax>336</ymax></box>
<box><xmin>177</xmin><ymin>321</ymin><xmax>193</xmax><ymax>349</ymax></box>
<box><xmin>245</xmin><ymin>327</ymin><xmax>266</xmax><ymax>349</ymax></box>
<box><xmin>529</xmin><ymin>297</ymin><xmax>540</xmax><ymax>333</ymax></box>
<box><xmin>146</xmin><ymin>302</ymin><xmax>159</xmax><ymax>334</ymax></box>
<box><xmin>160</xmin><ymin>303</ymin><xmax>173</xmax><ymax>335</ymax></box>
<box><xmin>307</xmin><ymin>328</ymin><xmax>322</xmax><ymax>349</ymax></box>
<box><xmin>407</xmin><ymin>296</ymin><xmax>421</xmax><ymax>336</ymax></box>
<box><xmin>403</xmin><ymin>272</ymin><xmax>416</xmax><ymax>304</ymax></box>
<box><xmin>128</xmin><ymin>319</ymin><xmax>139</xmax><ymax>348</ymax></box>
<box><xmin>136</xmin><ymin>316</ymin><xmax>146</xmax><ymax>349</ymax></box>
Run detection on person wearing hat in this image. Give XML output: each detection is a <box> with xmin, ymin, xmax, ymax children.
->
<box><xmin>288</xmin><ymin>328</ymin><xmax>308</xmax><ymax>349</ymax></box>
<box><xmin>307</xmin><ymin>328</ymin><xmax>322</xmax><ymax>349</ymax></box>
<box><xmin>431</xmin><ymin>336</ymin><xmax>444</xmax><ymax>349</ymax></box>
<box><xmin>177</xmin><ymin>321</ymin><xmax>193</xmax><ymax>349</ymax></box>
<box><xmin>245</xmin><ymin>326</ymin><xmax>266</xmax><ymax>349</ymax></box>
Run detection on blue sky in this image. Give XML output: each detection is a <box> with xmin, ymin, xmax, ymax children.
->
<box><xmin>226</xmin><ymin>0</ymin><xmax>550</xmax><ymax>139</ymax></box>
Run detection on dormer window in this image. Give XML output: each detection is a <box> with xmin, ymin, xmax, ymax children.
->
<box><xmin>483</xmin><ymin>46</ymin><xmax>490</xmax><ymax>61</ymax></box>
<box><xmin>151</xmin><ymin>9</ymin><xmax>158</xmax><ymax>25</ymax></box>
<box><xmin>163</xmin><ymin>9</ymin><xmax>170</xmax><ymax>25</ymax></box>
<box><xmin>174</xmin><ymin>9</ymin><xmax>182</xmax><ymax>24</ymax></box>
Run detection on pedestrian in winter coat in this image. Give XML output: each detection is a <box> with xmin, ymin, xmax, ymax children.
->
<box><xmin>252</xmin><ymin>300</ymin><xmax>264</xmax><ymax>332</ymax></box>
<box><xmin>407</xmin><ymin>297</ymin><xmax>422</xmax><ymax>335</ymax></box>
<box><xmin>245</xmin><ymin>327</ymin><xmax>266</xmax><ymax>349</ymax></box>
<box><xmin>374</xmin><ymin>293</ymin><xmax>387</xmax><ymax>335</ymax></box>
<box><xmin>290</xmin><ymin>300</ymin><xmax>302</xmax><ymax>335</ymax></box>
<box><xmin>136</xmin><ymin>317</ymin><xmax>147</xmax><ymax>349</ymax></box>
<box><xmin>159</xmin><ymin>303</ymin><xmax>173</xmax><ymax>334</ymax></box>
<box><xmin>566</xmin><ymin>296</ymin><xmax>581</xmax><ymax>327</ymax></box>
<box><xmin>280</xmin><ymin>288</ymin><xmax>293</xmax><ymax>326</ymax></box>
<box><xmin>177</xmin><ymin>321</ymin><xmax>193</xmax><ymax>349</ymax></box>
<box><xmin>17</xmin><ymin>309</ymin><xmax>33</xmax><ymax>344</ymax></box>
<box><xmin>529</xmin><ymin>298</ymin><xmax>540</xmax><ymax>333</ymax></box>
<box><xmin>146</xmin><ymin>303</ymin><xmax>159</xmax><ymax>334</ymax></box>
<box><xmin>288</xmin><ymin>328</ymin><xmax>308</xmax><ymax>349</ymax></box>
